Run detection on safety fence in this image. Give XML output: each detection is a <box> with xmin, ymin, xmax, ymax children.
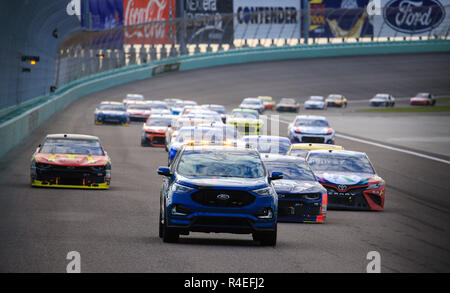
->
<box><xmin>55</xmin><ymin>6</ymin><xmax>450</xmax><ymax>87</ymax></box>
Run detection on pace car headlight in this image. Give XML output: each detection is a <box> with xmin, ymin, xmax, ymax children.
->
<box><xmin>171</xmin><ymin>183</ymin><xmax>195</xmax><ymax>194</ymax></box>
<box><xmin>252</xmin><ymin>186</ymin><xmax>276</xmax><ymax>197</ymax></box>
<box><xmin>367</xmin><ymin>182</ymin><xmax>384</xmax><ymax>190</ymax></box>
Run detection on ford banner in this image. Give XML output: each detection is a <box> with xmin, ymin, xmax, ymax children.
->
<box><xmin>374</xmin><ymin>0</ymin><xmax>449</xmax><ymax>36</ymax></box>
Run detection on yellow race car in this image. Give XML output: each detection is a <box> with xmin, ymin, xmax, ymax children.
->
<box><xmin>258</xmin><ymin>96</ymin><xmax>276</xmax><ymax>110</ymax></box>
<box><xmin>287</xmin><ymin>143</ymin><xmax>344</xmax><ymax>158</ymax></box>
<box><xmin>227</xmin><ymin>109</ymin><xmax>263</xmax><ymax>135</ymax></box>
<box><xmin>325</xmin><ymin>94</ymin><xmax>348</xmax><ymax>108</ymax></box>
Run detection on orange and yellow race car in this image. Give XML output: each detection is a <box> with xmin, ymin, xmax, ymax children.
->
<box><xmin>258</xmin><ymin>96</ymin><xmax>276</xmax><ymax>110</ymax></box>
<box><xmin>30</xmin><ymin>134</ymin><xmax>111</xmax><ymax>189</ymax></box>
<box><xmin>325</xmin><ymin>94</ymin><xmax>348</xmax><ymax>108</ymax></box>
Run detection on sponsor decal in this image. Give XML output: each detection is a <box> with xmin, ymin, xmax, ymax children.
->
<box><xmin>383</xmin><ymin>0</ymin><xmax>446</xmax><ymax>33</ymax></box>
<box><xmin>152</xmin><ymin>62</ymin><xmax>181</xmax><ymax>75</ymax></box>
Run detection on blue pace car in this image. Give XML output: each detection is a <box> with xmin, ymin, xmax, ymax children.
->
<box><xmin>157</xmin><ymin>145</ymin><xmax>282</xmax><ymax>245</ymax></box>
<box><xmin>261</xmin><ymin>154</ymin><xmax>327</xmax><ymax>223</ymax></box>
<box><xmin>95</xmin><ymin>101</ymin><xmax>129</xmax><ymax>125</ymax></box>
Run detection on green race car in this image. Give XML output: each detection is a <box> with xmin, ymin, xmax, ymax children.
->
<box><xmin>227</xmin><ymin>109</ymin><xmax>264</xmax><ymax>135</ymax></box>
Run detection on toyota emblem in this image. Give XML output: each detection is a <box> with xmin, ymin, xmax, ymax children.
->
<box><xmin>216</xmin><ymin>194</ymin><xmax>230</xmax><ymax>200</ymax></box>
<box><xmin>337</xmin><ymin>185</ymin><xmax>347</xmax><ymax>191</ymax></box>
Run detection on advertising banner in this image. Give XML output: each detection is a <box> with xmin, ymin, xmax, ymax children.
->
<box><xmin>83</xmin><ymin>0</ymin><xmax>124</xmax><ymax>30</ymax></box>
<box><xmin>374</xmin><ymin>0</ymin><xmax>449</xmax><ymax>37</ymax></box>
<box><xmin>178</xmin><ymin>0</ymin><xmax>234</xmax><ymax>44</ymax></box>
<box><xmin>308</xmin><ymin>0</ymin><xmax>374</xmax><ymax>38</ymax></box>
<box><xmin>233</xmin><ymin>0</ymin><xmax>301</xmax><ymax>39</ymax></box>
<box><xmin>123</xmin><ymin>0</ymin><xmax>176</xmax><ymax>44</ymax></box>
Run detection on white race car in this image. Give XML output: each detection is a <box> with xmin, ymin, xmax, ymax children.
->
<box><xmin>287</xmin><ymin>115</ymin><xmax>335</xmax><ymax>144</ymax></box>
<box><xmin>304</xmin><ymin>96</ymin><xmax>327</xmax><ymax>110</ymax></box>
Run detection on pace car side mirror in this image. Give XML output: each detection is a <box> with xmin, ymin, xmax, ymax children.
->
<box><xmin>157</xmin><ymin>166</ymin><xmax>171</xmax><ymax>176</ymax></box>
<box><xmin>269</xmin><ymin>171</ymin><xmax>283</xmax><ymax>181</ymax></box>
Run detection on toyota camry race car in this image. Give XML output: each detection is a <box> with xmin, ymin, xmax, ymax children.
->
<box><xmin>325</xmin><ymin>94</ymin><xmax>347</xmax><ymax>107</ymax></box>
<box><xmin>227</xmin><ymin>109</ymin><xmax>263</xmax><ymax>135</ymax></box>
<box><xmin>94</xmin><ymin>101</ymin><xmax>129</xmax><ymax>125</ymax></box>
<box><xmin>141</xmin><ymin>114</ymin><xmax>177</xmax><ymax>147</ymax></box>
<box><xmin>369</xmin><ymin>94</ymin><xmax>395</xmax><ymax>107</ymax></box>
<box><xmin>410</xmin><ymin>93</ymin><xmax>436</xmax><ymax>106</ymax></box>
<box><xmin>288</xmin><ymin>143</ymin><xmax>344</xmax><ymax>158</ymax></box>
<box><xmin>262</xmin><ymin>154</ymin><xmax>327</xmax><ymax>223</ymax></box>
<box><xmin>304</xmin><ymin>96</ymin><xmax>327</xmax><ymax>110</ymax></box>
<box><xmin>306</xmin><ymin>150</ymin><xmax>385</xmax><ymax>211</ymax></box>
<box><xmin>157</xmin><ymin>145</ymin><xmax>281</xmax><ymax>245</ymax></box>
<box><xmin>276</xmin><ymin>98</ymin><xmax>300</xmax><ymax>112</ymax></box>
<box><xmin>30</xmin><ymin>134</ymin><xmax>111</xmax><ymax>189</ymax></box>
<box><xmin>287</xmin><ymin>115</ymin><xmax>335</xmax><ymax>144</ymax></box>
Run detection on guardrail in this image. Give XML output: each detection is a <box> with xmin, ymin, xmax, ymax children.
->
<box><xmin>1</xmin><ymin>38</ymin><xmax>449</xmax><ymax>159</ymax></box>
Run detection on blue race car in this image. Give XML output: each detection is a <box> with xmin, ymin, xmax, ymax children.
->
<box><xmin>95</xmin><ymin>101</ymin><xmax>129</xmax><ymax>125</ymax></box>
<box><xmin>242</xmin><ymin>135</ymin><xmax>292</xmax><ymax>155</ymax></box>
<box><xmin>157</xmin><ymin>145</ymin><xmax>282</xmax><ymax>245</ymax></box>
<box><xmin>261</xmin><ymin>154</ymin><xmax>327</xmax><ymax>223</ymax></box>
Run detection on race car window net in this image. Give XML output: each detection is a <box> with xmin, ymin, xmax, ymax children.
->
<box><xmin>177</xmin><ymin>150</ymin><xmax>265</xmax><ymax>179</ymax></box>
<box><xmin>307</xmin><ymin>154</ymin><xmax>375</xmax><ymax>174</ymax></box>
<box><xmin>295</xmin><ymin>119</ymin><xmax>329</xmax><ymax>127</ymax></box>
<box><xmin>264</xmin><ymin>161</ymin><xmax>315</xmax><ymax>181</ymax></box>
<box><xmin>39</xmin><ymin>138</ymin><xmax>104</xmax><ymax>156</ymax></box>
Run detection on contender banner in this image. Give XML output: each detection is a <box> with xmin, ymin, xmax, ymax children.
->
<box><xmin>374</xmin><ymin>0</ymin><xmax>449</xmax><ymax>37</ymax></box>
<box><xmin>233</xmin><ymin>0</ymin><xmax>301</xmax><ymax>39</ymax></box>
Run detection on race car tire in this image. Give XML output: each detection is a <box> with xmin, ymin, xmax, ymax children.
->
<box><xmin>253</xmin><ymin>224</ymin><xmax>277</xmax><ymax>246</ymax></box>
<box><xmin>159</xmin><ymin>213</ymin><xmax>164</xmax><ymax>238</ymax></box>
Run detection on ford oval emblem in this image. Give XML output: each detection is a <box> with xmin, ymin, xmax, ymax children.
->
<box><xmin>383</xmin><ymin>0</ymin><xmax>446</xmax><ymax>34</ymax></box>
<box><xmin>217</xmin><ymin>194</ymin><xmax>230</xmax><ymax>200</ymax></box>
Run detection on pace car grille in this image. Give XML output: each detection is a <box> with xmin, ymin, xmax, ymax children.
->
<box><xmin>190</xmin><ymin>189</ymin><xmax>255</xmax><ymax>207</ymax></box>
<box><xmin>193</xmin><ymin>217</ymin><xmax>251</xmax><ymax>227</ymax></box>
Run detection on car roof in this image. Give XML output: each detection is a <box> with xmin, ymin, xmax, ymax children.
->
<box><xmin>99</xmin><ymin>101</ymin><xmax>123</xmax><ymax>105</ymax></box>
<box><xmin>307</xmin><ymin>149</ymin><xmax>367</xmax><ymax>157</ymax></box>
<box><xmin>45</xmin><ymin>134</ymin><xmax>100</xmax><ymax>140</ymax></box>
<box><xmin>290</xmin><ymin>143</ymin><xmax>344</xmax><ymax>150</ymax></box>
<box><xmin>261</xmin><ymin>153</ymin><xmax>305</xmax><ymax>162</ymax></box>
<box><xmin>183</xmin><ymin>145</ymin><xmax>257</xmax><ymax>153</ymax></box>
<box><xmin>243</xmin><ymin>135</ymin><xmax>291</xmax><ymax>142</ymax></box>
<box><xmin>294</xmin><ymin>115</ymin><xmax>327</xmax><ymax>120</ymax></box>
<box><xmin>231</xmin><ymin>108</ymin><xmax>258</xmax><ymax>113</ymax></box>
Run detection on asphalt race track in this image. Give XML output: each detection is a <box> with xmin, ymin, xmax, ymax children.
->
<box><xmin>0</xmin><ymin>53</ymin><xmax>449</xmax><ymax>273</ymax></box>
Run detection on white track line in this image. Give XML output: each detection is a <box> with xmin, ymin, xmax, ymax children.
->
<box><xmin>272</xmin><ymin>117</ymin><xmax>450</xmax><ymax>165</ymax></box>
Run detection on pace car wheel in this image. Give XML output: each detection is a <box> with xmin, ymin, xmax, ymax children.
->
<box><xmin>253</xmin><ymin>224</ymin><xmax>277</xmax><ymax>246</ymax></box>
<box><xmin>162</xmin><ymin>206</ymin><xmax>179</xmax><ymax>243</ymax></box>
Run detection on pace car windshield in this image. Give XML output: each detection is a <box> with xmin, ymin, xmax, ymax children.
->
<box><xmin>39</xmin><ymin>138</ymin><xmax>104</xmax><ymax>156</ymax></box>
<box><xmin>264</xmin><ymin>160</ymin><xmax>315</xmax><ymax>181</ymax></box>
<box><xmin>295</xmin><ymin>119</ymin><xmax>329</xmax><ymax>127</ymax></box>
<box><xmin>307</xmin><ymin>153</ymin><xmax>375</xmax><ymax>174</ymax></box>
<box><xmin>98</xmin><ymin>104</ymin><xmax>126</xmax><ymax>111</ymax></box>
<box><xmin>177</xmin><ymin>150</ymin><xmax>265</xmax><ymax>178</ymax></box>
